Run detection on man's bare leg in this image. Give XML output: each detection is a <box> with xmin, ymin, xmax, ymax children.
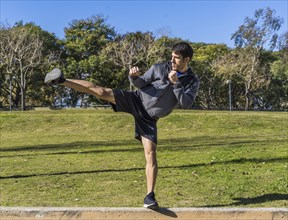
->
<box><xmin>141</xmin><ymin>136</ymin><xmax>158</xmax><ymax>194</ymax></box>
<box><xmin>63</xmin><ymin>79</ymin><xmax>115</xmax><ymax>104</ymax></box>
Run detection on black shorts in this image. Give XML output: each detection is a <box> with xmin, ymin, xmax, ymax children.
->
<box><xmin>111</xmin><ymin>89</ymin><xmax>158</xmax><ymax>144</ymax></box>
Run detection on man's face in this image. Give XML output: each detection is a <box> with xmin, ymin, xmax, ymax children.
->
<box><xmin>171</xmin><ymin>52</ymin><xmax>189</xmax><ymax>72</ymax></box>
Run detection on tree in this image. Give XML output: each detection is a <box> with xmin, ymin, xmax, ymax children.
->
<box><xmin>101</xmin><ymin>32</ymin><xmax>156</xmax><ymax>90</ymax></box>
<box><xmin>268</xmin><ymin>32</ymin><xmax>288</xmax><ymax>110</ymax></box>
<box><xmin>149</xmin><ymin>36</ymin><xmax>183</xmax><ymax>65</ymax></box>
<box><xmin>62</xmin><ymin>15</ymin><xmax>117</xmax><ymax>106</ymax></box>
<box><xmin>253</xmin><ymin>51</ymin><xmax>287</xmax><ymax>110</ymax></box>
<box><xmin>0</xmin><ymin>22</ymin><xmax>61</xmax><ymax>110</ymax></box>
<box><xmin>193</xmin><ymin>44</ymin><xmax>229</xmax><ymax>109</ymax></box>
<box><xmin>0</xmin><ymin>25</ymin><xmax>43</xmax><ymax>110</ymax></box>
<box><xmin>232</xmin><ymin>7</ymin><xmax>284</xmax><ymax>50</ymax></box>
<box><xmin>215</xmin><ymin>7</ymin><xmax>284</xmax><ymax>110</ymax></box>
<box><xmin>101</xmin><ymin>34</ymin><xmax>185</xmax><ymax>91</ymax></box>
<box><xmin>212</xmin><ymin>48</ymin><xmax>266</xmax><ymax>110</ymax></box>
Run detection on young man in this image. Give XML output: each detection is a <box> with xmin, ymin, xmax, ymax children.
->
<box><xmin>45</xmin><ymin>42</ymin><xmax>200</xmax><ymax>209</ymax></box>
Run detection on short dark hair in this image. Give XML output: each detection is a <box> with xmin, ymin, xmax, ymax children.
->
<box><xmin>172</xmin><ymin>42</ymin><xmax>194</xmax><ymax>60</ymax></box>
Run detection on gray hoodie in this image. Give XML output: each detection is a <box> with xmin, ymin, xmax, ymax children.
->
<box><xmin>129</xmin><ymin>62</ymin><xmax>200</xmax><ymax>119</ymax></box>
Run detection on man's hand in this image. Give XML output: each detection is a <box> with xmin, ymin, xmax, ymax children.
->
<box><xmin>168</xmin><ymin>70</ymin><xmax>178</xmax><ymax>84</ymax></box>
<box><xmin>129</xmin><ymin>66</ymin><xmax>140</xmax><ymax>77</ymax></box>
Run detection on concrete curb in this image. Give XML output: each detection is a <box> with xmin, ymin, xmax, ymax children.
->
<box><xmin>1</xmin><ymin>207</ymin><xmax>287</xmax><ymax>220</ymax></box>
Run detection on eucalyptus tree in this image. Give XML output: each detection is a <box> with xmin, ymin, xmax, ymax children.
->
<box><xmin>229</xmin><ymin>7</ymin><xmax>284</xmax><ymax>110</ymax></box>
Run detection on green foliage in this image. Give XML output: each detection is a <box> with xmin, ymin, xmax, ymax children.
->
<box><xmin>266</xmin><ymin>50</ymin><xmax>288</xmax><ymax>109</ymax></box>
<box><xmin>61</xmin><ymin>15</ymin><xmax>117</xmax><ymax>106</ymax></box>
<box><xmin>223</xmin><ymin>7</ymin><xmax>286</xmax><ymax>110</ymax></box>
<box><xmin>232</xmin><ymin>7</ymin><xmax>283</xmax><ymax>50</ymax></box>
<box><xmin>193</xmin><ymin>44</ymin><xmax>230</xmax><ymax>109</ymax></box>
<box><xmin>98</xmin><ymin>33</ymin><xmax>183</xmax><ymax>90</ymax></box>
<box><xmin>64</xmin><ymin>15</ymin><xmax>116</xmax><ymax>58</ymax></box>
<box><xmin>0</xmin><ymin>9</ymin><xmax>287</xmax><ymax>110</ymax></box>
<box><xmin>99</xmin><ymin>31</ymin><xmax>155</xmax><ymax>90</ymax></box>
<box><xmin>150</xmin><ymin>36</ymin><xmax>183</xmax><ymax>65</ymax></box>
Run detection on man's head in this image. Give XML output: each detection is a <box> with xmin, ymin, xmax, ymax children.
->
<box><xmin>171</xmin><ymin>42</ymin><xmax>193</xmax><ymax>72</ymax></box>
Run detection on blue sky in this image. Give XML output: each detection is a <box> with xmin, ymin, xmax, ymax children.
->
<box><xmin>1</xmin><ymin>0</ymin><xmax>287</xmax><ymax>48</ymax></box>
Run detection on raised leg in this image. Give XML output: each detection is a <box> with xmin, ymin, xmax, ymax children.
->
<box><xmin>63</xmin><ymin>79</ymin><xmax>115</xmax><ymax>104</ymax></box>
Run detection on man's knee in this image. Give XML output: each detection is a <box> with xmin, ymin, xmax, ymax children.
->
<box><xmin>91</xmin><ymin>87</ymin><xmax>115</xmax><ymax>104</ymax></box>
<box><xmin>146</xmin><ymin>148</ymin><xmax>156</xmax><ymax>159</ymax></box>
<box><xmin>144</xmin><ymin>146</ymin><xmax>157</xmax><ymax>165</ymax></box>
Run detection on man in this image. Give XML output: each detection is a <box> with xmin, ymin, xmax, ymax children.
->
<box><xmin>45</xmin><ymin>41</ymin><xmax>200</xmax><ymax>209</ymax></box>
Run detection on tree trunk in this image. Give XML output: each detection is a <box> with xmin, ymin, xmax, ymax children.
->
<box><xmin>20</xmin><ymin>71</ymin><xmax>26</xmax><ymax>111</ymax></box>
<box><xmin>245</xmin><ymin>93</ymin><xmax>249</xmax><ymax>111</ymax></box>
<box><xmin>245</xmin><ymin>82</ymin><xmax>251</xmax><ymax>111</ymax></box>
<box><xmin>20</xmin><ymin>86</ymin><xmax>25</xmax><ymax>111</ymax></box>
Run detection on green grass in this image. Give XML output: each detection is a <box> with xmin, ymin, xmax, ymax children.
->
<box><xmin>0</xmin><ymin>109</ymin><xmax>287</xmax><ymax>208</ymax></box>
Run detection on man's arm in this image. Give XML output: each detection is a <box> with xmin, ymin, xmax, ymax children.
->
<box><xmin>172</xmin><ymin>74</ymin><xmax>200</xmax><ymax>109</ymax></box>
<box><xmin>129</xmin><ymin>65</ymin><xmax>155</xmax><ymax>89</ymax></box>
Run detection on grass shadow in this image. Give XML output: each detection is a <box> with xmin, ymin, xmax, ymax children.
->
<box><xmin>159</xmin><ymin>135</ymin><xmax>286</xmax><ymax>151</ymax></box>
<box><xmin>1</xmin><ymin>157</ymin><xmax>286</xmax><ymax>179</ymax></box>
<box><xmin>1</xmin><ymin>135</ymin><xmax>286</xmax><ymax>158</ymax></box>
<box><xmin>0</xmin><ymin>140</ymin><xmax>138</xmax><ymax>153</ymax></box>
<box><xmin>0</xmin><ymin>147</ymin><xmax>144</xmax><ymax>158</ymax></box>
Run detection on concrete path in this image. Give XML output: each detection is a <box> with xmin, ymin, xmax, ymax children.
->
<box><xmin>1</xmin><ymin>207</ymin><xmax>287</xmax><ymax>220</ymax></box>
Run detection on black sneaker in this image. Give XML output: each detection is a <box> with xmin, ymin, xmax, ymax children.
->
<box><xmin>143</xmin><ymin>192</ymin><xmax>159</xmax><ymax>209</ymax></box>
<box><xmin>44</xmin><ymin>68</ymin><xmax>66</xmax><ymax>84</ymax></box>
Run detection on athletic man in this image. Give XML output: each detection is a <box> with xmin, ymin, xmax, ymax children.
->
<box><xmin>45</xmin><ymin>42</ymin><xmax>200</xmax><ymax>209</ymax></box>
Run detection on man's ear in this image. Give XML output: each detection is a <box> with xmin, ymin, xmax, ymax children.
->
<box><xmin>184</xmin><ymin>57</ymin><xmax>191</xmax><ymax>64</ymax></box>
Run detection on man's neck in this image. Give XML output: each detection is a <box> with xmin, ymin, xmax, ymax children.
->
<box><xmin>178</xmin><ymin>67</ymin><xmax>188</xmax><ymax>73</ymax></box>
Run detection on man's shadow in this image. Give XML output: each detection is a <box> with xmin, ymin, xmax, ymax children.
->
<box><xmin>150</xmin><ymin>208</ymin><xmax>178</xmax><ymax>218</ymax></box>
<box><xmin>147</xmin><ymin>193</ymin><xmax>288</xmax><ymax>217</ymax></box>
<box><xmin>199</xmin><ymin>193</ymin><xmax>288</xmax><ymax>207</ymax></box>
<box><xmin>230</xmin><ymin>193</ymin><xmax>288</xmax><ymax>206</ymax></box>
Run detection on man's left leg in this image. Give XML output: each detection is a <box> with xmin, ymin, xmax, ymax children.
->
<box><xmin>142</xmin><ymin>136</ymin><xmax>159</xmax><ymax>209</ymax></box>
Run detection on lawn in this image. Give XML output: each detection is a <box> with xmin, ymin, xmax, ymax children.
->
<box><xmin>0</xmin><ymin>109</ymin><xmax>287</xmax><ymax>208</ymax></box>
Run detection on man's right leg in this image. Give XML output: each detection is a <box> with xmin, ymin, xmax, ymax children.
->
<box><xmin>45</xmin><ymin>68</ymin><xmax>115</xmax><ymax>104</ymax></box>
<box><xmin>63</xmin><ymin>79</ymin><xmax>115</xmax><ymax>104</ymax></box>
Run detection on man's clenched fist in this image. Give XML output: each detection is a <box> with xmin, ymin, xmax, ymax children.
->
<box><xmin>129</xmin><ymin>66</ymin><xmax>140</xmax><ymax>77</ymax></box>
<box><xmin>168</xmin><ymin>70</ymin><xmax>178</xmax><ymax>84</ymax></box>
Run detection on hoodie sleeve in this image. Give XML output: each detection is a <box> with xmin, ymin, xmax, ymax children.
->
<box><xmin>173</xmin><ymin>75</ymin><xmax>200</xmax><ymax>109</ymax></box>
<box><xmin>128</xmin><ymin>65</ymin><xmax>155</xmax><ymax>89</ymax></box>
